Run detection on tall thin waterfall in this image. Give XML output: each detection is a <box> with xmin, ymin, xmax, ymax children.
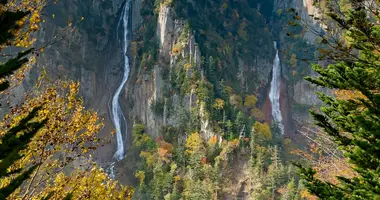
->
<box><xmin>112</xmin><ymin>0</ymin><xmax>131</xmax><ymax>161</ymax></box>
<box><xmin>269</xmin><ymin>41</ymin><xmax>284</xmax><ymax>134</ymax></box>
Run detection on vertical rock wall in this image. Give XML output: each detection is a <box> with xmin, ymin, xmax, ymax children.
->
<box><xmin>26</xmin><ymin>0</ymin><xmax>134</xmax><ymax>166</ymax></box>
<box><xmin>274</xmin><ymin>0</ymin><xmax>330</xmax><ymax>112</ymax></box>
<box><xmin>125</xmin><ymin>4</ymin><xmax>208</xmax><ymax>138</ymax></box>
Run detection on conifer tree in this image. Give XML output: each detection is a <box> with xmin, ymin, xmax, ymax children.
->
<box><xmin>297</xmin><ymin>0</ymin><xmax>380</xmax><ymax>199</ymax></box>
<box><xmin>0</xmin><ymin>1</ymin><xmax>32</xmax><ymax>92</ymax></box>
<box><xmin>0</xmin><ymin>1</ymin><xmax>44</xmax><ymax>199</ymax></box>
<box><xmin>0</xmin><ymin>107</ymin><xmax>45</xmax><ymax>199</ymax></box>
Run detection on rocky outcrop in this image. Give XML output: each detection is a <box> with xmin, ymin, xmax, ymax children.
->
<box><xmin>126</xmin><ymin>4</ymin><xmax>207</xmax><ymax>138</ymax></box>
<box><xmin>156</xmin><ymin>5</ymin><xmax>174</xmax><ymax>59</ymax></box>
<box><xmin>293</xmin><ymin>79</ymin><xmax>323</xmax><ymax>105</ymax></box>
<box><xmin>275</xmin><ymin>0</ymin><xmax>323</xmax><ymax>42</ymax></box>
<box><xmin>131</xmin><ymin>0</ymin><xmax>142</xmax><ymax>31</ymax></box>
<box><xmin>125</xmin><ymin>2</ymin><xmax>220</xmax><ymax>141</ymax></box>
<box><xmin>275</xmin><ymin>0</ymin><xmax>329</xmax><ymax>110</ymax></box>
<box><xmin>238</xmin><ymin>57</ymin><xmax>273</xmax><ymax>93</ymax></box>
<box><xmin>290</xmin><ymin>0</ymin><xmax>330</xmax><ymax>108</ymax></box>
<box><xmin>128</xmin><ymin>65</ymin><xmax>164</xmax><ymax>137</ymax></box>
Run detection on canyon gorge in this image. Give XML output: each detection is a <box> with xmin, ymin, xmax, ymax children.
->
<box><xmin>3</xmin><ymin>0</ymin><xmax>332</xmax><ymax>198</ymax></box>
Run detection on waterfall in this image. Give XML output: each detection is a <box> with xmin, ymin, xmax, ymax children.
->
<box><xmin>269</xmin><ymin>41</ymin><xmax>284</xmax><ymax>134</ymax></box>
<box><xmin>111</xmin><ymin>0</ymin><xmax>131</xmax><ymax>161</ymax></box>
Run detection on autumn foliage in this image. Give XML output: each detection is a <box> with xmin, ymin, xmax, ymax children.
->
<box><xmin>0</xmin><ymin>79</ymin><xmax>133</xmax><ymax>198</ymax></box>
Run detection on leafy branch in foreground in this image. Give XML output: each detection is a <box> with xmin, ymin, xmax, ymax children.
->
<box><xmin>0</xmin><ymin>80</ymin><xmax>133</xmax><ymax>199</ymax></box>
<box><xmin>0</xmin><ymin>106</ymin><xmax>45</xmax><ymax>199</ymax></box>
<box><xmin>298</xmin><ymin>0</ymin><xmax>380</xmax><ymax>199</ymax></box>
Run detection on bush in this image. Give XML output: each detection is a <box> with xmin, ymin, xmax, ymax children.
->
<box><xmin>133</xmin><ymin>124</ymin><xmax>146</xmax><ymax>135</ymax></box>
<box><xmin>253</xmin><ymin>122</ymin><xmax>272</xmax><ymax>141</ymax></box>
<box><xmin>229</xmin><ymin>94</ymin><xmax>242</xmax><ymax>107</ymax></box>
<box><xmin>244</xmin><ymin>95</ymin><xmax>258</xmax><ymax>108</ymax></box>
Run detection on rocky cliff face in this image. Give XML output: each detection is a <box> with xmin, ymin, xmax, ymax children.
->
<box><xmin>275</xmin><ymin>0</ymin><xmax>323</xmax><ymax>42</ymax></box>
<box><xmin>125</xmin><ymin>4</ymin><xmax>208</xmax><ymax>138</ymax></box>
<box><xmin>274</xmin><ymin>0</ymin><xmax>330</xmax><ymax>121</ymax></box>
<box><xmin>26</xmin><ymin>0</ymin><xmax>276</xmax><ymax>169</ymax></box>
<box><xmin>124</xmin><ymin>0</ymin><xmax>279</xmax><ymax>140</ymax></box>
<box><xmin>34</xmin><ymin>0</ymin><xmax>124</xmax><ymax>102</ymax></box>
<box><xmin>12</xmin><ymin>0</ymin><xmax>330</xmax><ymax>185</ymax></box>
<box><xmin>120</xmin><ymin>2</ymin><xmax>280</xmax><ymax>195</ymax></box>
<box><xmin>23</xmin><ymin>0</ymin><xmax>131</xmax><ymax>167</ymax></box>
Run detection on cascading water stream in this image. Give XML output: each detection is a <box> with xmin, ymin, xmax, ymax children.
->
<box><xmin>269</xmin><ymin>41</ymin><xmax>284</xmax><ymax>134</ymax></box>
<box><xmin>111</xmin><ymin>0</ymin><xmax>131</xmax><ymax>161</ymax></box>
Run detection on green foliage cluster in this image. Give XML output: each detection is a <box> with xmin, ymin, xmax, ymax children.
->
<box><xmin>192</xmin><ymin>58</ymin><xmax>260</xmax><ymax>140</ymax></box>
<box><xmin>297</xmin><ymin>0</ymin><xmax>380</xmax><ymax>199</ymax></box>
<box><xmin>162</xmin><ymin>29</ymin><xmax>252</xmax><ymax>140</ymax></box>
<box><xmin>130</xmin><ymin>1</ymin><xmax>311</xmax><ymax>199</ymax></box>
<box><xmin>169</xmin><ymin>56</ymin><xmax>200</xmax><ymax>98</ymax></box>
<box><xmin>134</xmin><ymin>0</ymin><xmax>277</xmax><ymax>142</ymax></box>
<box><xmin>160</xmin><ymin>0</ymin><xmax>278</xmax><ymax>142</ymax></box>
<box><xmin>173</xmin><ymin>0</ymin><xmax>274</xmax><ymax>93</ymax></box>
<box><xmin>131</xmin><ymin>0</ymin><xmax>160</xmax><ymax>72</ymax></box>
<box><xmin>130</xmin><ymin>123</ymin><xmax>303</xmax><ymax>200</ymax></box>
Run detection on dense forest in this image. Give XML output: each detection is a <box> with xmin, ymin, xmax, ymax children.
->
<box><xmin>1</xmin><ymin>0</ymin><xmax>380</xmax><ymax>199</ymax></box>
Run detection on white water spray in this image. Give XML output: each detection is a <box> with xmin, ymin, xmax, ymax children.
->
<box><xmin>112</xmin><ymin>0</ymin><xmax>131</xmax><ymax>161</ymax></box>
<box><xmin>269</xmin><ymin>41</ymin><xmax>284</xmax><ymax>134</ymax></box>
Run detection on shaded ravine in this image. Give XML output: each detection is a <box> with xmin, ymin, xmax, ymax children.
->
<box><xmin>112</xmin><ymin>0</ymin><xmax>131</xmax><ymax>161</ymax></box>
<box><xmin>269</xmin><ymin>41</ymin><xmax>284</xmax><ymax>134</ymax></box>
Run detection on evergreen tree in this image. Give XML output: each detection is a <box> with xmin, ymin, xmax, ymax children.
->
<box><xmin>297</xmin><ymin>0</ymin><xmax>380</xmax><ymax>199</ymax></box>
<box><xmin>280</xmin><ymin>178</ymin><xmax>300</xmax><ymax>200</ymax></box>
<box><xmin>0</xmin><ymin>107</ymin><xmax>45</xmax><ymax>199</ymax></box>
<box><xmin>0</xmin><ymin>1</ymin><xmax>44</xmax><ymax>199</ymax></box>
<box><xmin>0</xmin><ymin>0</ymin><xmax>45</xmax><ymax>91</ymax></box>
